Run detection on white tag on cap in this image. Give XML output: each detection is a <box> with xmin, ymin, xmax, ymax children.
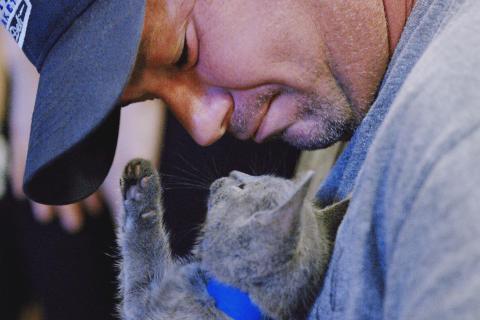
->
<box><xmin>1</xmin><ymin>0</ymin><xmax>32</xmax><ymax>48</ymax></box>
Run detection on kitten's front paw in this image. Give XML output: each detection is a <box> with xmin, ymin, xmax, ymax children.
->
<box><xmin>121</xmin><ymin>159</ymin><xmax>161</xmax><ymax>223</ymax></box>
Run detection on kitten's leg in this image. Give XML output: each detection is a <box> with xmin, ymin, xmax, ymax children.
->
<box><xmin>118</xmin><ymin>159</ymin><xmax>172</xmax><ymax>320</ymax></box>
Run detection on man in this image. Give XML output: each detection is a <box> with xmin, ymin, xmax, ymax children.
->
<box><xmin>2</xmin><ymin>0</ymin><xmax>480</xmax><ymax>319</ymax></box>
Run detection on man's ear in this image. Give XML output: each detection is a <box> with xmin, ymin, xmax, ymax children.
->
<box><xmin>254</xmin><ymin>171</ymin><xmax>314</xmax><ymax>235</ymax></box>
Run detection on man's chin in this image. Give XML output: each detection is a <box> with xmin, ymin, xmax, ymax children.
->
<box><xmin>281</xmin><ymin>134</ymin><xmax>337</xmax><ymax>150</ymax></box>
<box><xmin>280</xmin><ymin>121</ymin><xmax>355</xmax><ymax>150</ymax></box>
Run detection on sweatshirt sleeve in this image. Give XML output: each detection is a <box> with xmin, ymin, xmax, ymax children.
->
<box><xmin>383</xmin><ymin>127</ymin><xmax>480</xmax><ymax>320</ymax></box>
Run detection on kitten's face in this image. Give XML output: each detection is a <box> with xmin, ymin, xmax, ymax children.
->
<box><xmin>208</xmin><ymin>171</ymin><xmax>296</xmax><ymax>222</ymax></box>
<box><xmin>199</xmin><ymin>171</ymin><xmax>312</xmax><ymax>287</ymax></box>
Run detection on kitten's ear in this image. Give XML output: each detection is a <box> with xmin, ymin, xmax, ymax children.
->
<box><xmin>255</xmin><ymin>171</ymin><xmax>314</xmax><ymax>235</ymax></box>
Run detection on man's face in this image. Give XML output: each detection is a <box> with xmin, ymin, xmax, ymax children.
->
<box><xmin>122</xmin><ymin>0</ymin><xmax>389</xmax><ymax>149</ymax></box>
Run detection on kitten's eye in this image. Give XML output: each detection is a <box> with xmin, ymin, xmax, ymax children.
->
<box><xmin>238</xmin><ymin>183</ymin><xmax>246</xmax><ymax>190</ymax></box>
<box><xmin>175</xmin><ymin>36</ymin><xmax>189</xmax><ymax>68</ymax></box>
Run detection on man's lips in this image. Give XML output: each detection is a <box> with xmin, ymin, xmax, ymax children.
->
<box><xmin>254</xmin><ymin>93</ymin><xmax>298</xmax><ymax>143</ymax></box>
<box><xmin>230</xmin><ymin>90</ymin><xmax>279</xmax><ymax>140</ymax></box>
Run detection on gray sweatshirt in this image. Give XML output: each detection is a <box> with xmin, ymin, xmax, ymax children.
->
<box><xmin>310</xmin><ymin>0</ymin><xmax>480</xmax><ymax>319</ymax></box>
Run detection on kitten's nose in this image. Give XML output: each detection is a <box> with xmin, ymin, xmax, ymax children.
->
<box><xmin>230</xmin><ymin>171</ymin><xmax>254</xmax><ymax>183</ymax></box>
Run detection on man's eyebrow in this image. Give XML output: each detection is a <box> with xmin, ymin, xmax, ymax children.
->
<box><xmin>169</xmin><ymin>1</ymin><xmax>196</xmax><ymax>66</ymax></box>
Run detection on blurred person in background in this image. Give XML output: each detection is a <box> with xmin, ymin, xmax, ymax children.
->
<box><xmin>0</xmin><ymin>28</ymin><xmax>163</xmax><ymax>320</ymax></box>
<box><xmin>0</xmin><ymin>32</ymin><xmax>6</xmax><ymax>197</ymax></box>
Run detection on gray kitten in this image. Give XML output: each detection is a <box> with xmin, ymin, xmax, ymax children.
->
<box><xmin>118</xmin><ymin>159</ymin><xmax>347</xmax><ymax>320</ymax></box>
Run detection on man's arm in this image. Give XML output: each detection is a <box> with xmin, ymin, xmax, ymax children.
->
<box><xmin>384</xmin><ymin>128</ymin><xmax>480</xmax><ymax>319</ymax></box>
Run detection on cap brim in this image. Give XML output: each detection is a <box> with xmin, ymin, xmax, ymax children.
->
<box><xmin>23</xmin><ymin>0</ymin><xmax>146</xmax><ymax>205</ymax></box>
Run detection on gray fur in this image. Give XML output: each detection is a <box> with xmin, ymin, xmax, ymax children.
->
<box><xmin>118</xmin><ymin>159</ymin><xmax>347</xmax><ymax>320</ymax></box>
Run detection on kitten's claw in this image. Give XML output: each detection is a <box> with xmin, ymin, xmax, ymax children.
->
<box><xmin>121</xmin><ymin>159</ymin><xmax>161</xmax><ymax>222</ymax></box>
<box><xmin>141</xmin><ymin>211</ymin><xmax>157</xmax><ymax>219</ymax></box>
<box><xmin>141</xmin><ymin>176</ymin><xmax>151</xmax><ymax>189</ymax></box>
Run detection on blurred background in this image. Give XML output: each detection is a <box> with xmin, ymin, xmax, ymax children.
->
<box><xmin>1</xmin><ymin>27</ymin><xmax>337</xmax><ymax>320</ymax></box>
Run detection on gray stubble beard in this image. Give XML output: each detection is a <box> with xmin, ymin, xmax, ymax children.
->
<box><xmin>281</xmin><ymin>90</ymin><xmax>362</xmax><ymax>150</ymax></box>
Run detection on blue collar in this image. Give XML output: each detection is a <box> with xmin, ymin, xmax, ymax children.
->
<box><xmin>207</xmin><ymin>278</ymin><xmax>269</xmax><ymax>320</ymax></box>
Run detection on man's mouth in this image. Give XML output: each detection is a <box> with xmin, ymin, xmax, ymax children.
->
<box><xmin>251</xmin><ymin>92</ymin><xmax>279</xmax><ymax>141</ymax></box>
<box><xmin>229</xmin><ymin>90</ymin><xmax>279</xmax><ymax>140</ymax></box>
<box><xmin>254</xmin><ymin>93</ymin><xmax>298</xmax><ymax>143</ymax></box>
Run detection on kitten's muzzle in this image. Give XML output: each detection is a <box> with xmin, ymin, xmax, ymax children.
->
<box><xmin>208</xmin><ymin>177</ymin><xmax>235</xmax><ymax>209</ymax></box>
<box><xmin>209</xmin><ymin>177</ymin><xmax>229</xmax><ymax>194</ymax></box>
<box><xmin>210</xmin><ymin>171</ymin><xmax>254</xmax><ymax>197</ymax></box>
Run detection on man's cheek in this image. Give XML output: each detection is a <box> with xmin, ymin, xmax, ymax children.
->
<box><xmin>197</xmin><ymin>53</ymin><xmax>266</xmax><ymax>89</ymax></box>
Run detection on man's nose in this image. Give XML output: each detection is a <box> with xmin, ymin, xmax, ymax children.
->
<box><xmin>168</xmin><ymin>87</ymin><xmax>233</xmax><ymax>146</ymax></box>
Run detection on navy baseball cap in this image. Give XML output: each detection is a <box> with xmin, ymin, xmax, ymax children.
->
<box><xmin>1</xmin><ymin>0</ymin><xmax>146</xmax><ymax>204</ymax></box>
